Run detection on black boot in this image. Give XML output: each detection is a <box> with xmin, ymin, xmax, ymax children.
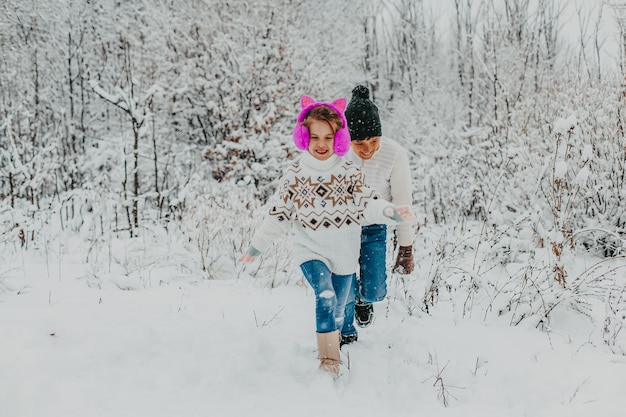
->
<box><xmin>354</xmin><ymin>297</ymin><xmax>374</xmax><ymax>327</ymax></box>
<box><xmin>340</xmin><ymin>333</ymin><xmax>358</xmax><ymax>347</ymax></box>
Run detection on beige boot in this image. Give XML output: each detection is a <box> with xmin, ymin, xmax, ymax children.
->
<box><xmin>316</xmin><ymin>331</ymin><xmax>341</xmax><ymax>377</ymax></box>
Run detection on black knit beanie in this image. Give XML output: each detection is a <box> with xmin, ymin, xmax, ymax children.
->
<box><xmin>345</xmin><ymin>85</ymin><xmax>382</xmax><ymax>141</ymax></box>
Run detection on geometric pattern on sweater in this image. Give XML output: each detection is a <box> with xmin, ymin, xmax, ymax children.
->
<box><xmin>284</xmin><ymin>173</ymin><xmax>352</xmax><ymax>208</ymax></box>
<box><xmin>269</xmin><ymin>160</ymin><xmax>379</xmax><ymax>231</ymax></box>
<box><xmin>296</xmin><ymin>209</ymin><xmax>360</xmax><ymax>231</ymax></box>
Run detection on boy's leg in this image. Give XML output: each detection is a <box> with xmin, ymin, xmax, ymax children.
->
<box><xmin>341</xmin><ymin>224</ymin><xmax>387</xmax><ymax>341</ymax></box>
<box><xmin>355</xmin><ymin>224</ymin><xmax>387</xmax><ymax>326</ymax></box>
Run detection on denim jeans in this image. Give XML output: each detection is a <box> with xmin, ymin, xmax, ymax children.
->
<box><xmin>300</xmin><ymin>260</ymin><xmax>354</xmax><ymax>333</ymax></box>
<box><xmin>341</xmin><ymin>224</ymin><xmax>387</xmax><ymax>337</ymax></box>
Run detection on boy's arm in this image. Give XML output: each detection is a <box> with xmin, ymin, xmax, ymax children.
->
<box><xmin>390</xmin><ymin>150</ymin><xmax>414</xmax><ymax>246</ymax></box>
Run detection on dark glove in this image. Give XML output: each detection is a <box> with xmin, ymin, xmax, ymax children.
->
<box><xmin>393</xmin><ymin>245</ymin><xmax>414</xmax><ymax>274</ymax></box>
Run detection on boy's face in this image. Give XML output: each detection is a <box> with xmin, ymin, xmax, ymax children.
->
<box><xmin>350</xmin><ymin>136</ymin><xmax>381</xmax><ymax>160</ymax></box>
<box><xmin>307</xmin><ymin>119</ymin><xmax>335</xmax><ymax>161</ymax></box>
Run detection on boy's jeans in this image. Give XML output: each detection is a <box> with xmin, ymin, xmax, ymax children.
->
<box><xmin>341</xmin><ymin>224</ymin><xmax>388</xmax><ymax>338</ymax></box>
<box><xmin>300</xmin><ymin>260</ymin><xmax>354</xmax><ymax>333</ymax></box>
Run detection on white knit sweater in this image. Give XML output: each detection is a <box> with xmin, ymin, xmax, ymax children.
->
<box><xmin>250</xmin><ymin>153</ymin><xmax>399</xmax><ymax>275</ymax></box>
<box><xmin>346</xmin><ymin>136</ymin><xmax>414</xmax><ymax>246</ymax></box>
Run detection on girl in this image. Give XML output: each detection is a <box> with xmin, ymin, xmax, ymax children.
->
<box><xmin>238</xmin><ymin>95</ymin><xmax>416</xmax><ymax>377</ymax></box>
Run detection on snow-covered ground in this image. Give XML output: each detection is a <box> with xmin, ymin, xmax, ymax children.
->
<box><xmin>2</xmin><ymin>243</ymin><xmax>625</xmax><ymax>417</ymax></box>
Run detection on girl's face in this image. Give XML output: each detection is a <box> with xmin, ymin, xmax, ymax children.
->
<box><xmin>351</xmin><ymin>136</ymin><xmax>381</xmax><ymax>160</ymax></box>
<box><xmin>307</xmin><ymin>119</ymin><xmax>335</xmax><ymax>161</ymax></box>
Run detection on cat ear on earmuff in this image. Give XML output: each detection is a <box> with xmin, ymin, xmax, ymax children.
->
<box><xmin>331</xmin><ymin>98</ymin><xmax>347</xmax><ymax>112</ymax></box>
<box><xmin>301</xmin><ymin>96</ymin><xmax>315</xmax><ymax>109</ymax></box>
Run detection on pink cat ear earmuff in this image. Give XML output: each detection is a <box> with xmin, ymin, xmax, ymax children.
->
<box><xmin>292</xmin><ymin>95</ymin><xmax>351</xmax><ymax>156</ymax></box>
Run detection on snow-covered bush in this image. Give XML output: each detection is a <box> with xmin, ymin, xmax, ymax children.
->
<box><xmin>1</xmin><ymin>0</ymin><xmax>625</xmax><ymax>353</ymax></box>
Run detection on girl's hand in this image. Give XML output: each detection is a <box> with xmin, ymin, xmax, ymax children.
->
<box><xmin>237</xmin><ymin>253</ymin><xmax>257</xmax><ymax>263</ymax></box>
<box><xmin>395</xmin><ymin>205</ymin><xmax>418</xmax><ymax>225</ymax></box>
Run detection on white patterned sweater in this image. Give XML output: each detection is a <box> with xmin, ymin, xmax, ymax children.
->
<box><xmin>249</xmin><ymin>152</ymin><xmax>400</xmax><ymax>275</ymax></box>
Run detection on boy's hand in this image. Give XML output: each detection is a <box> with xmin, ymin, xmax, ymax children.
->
<box><xmin>393</xmin><ymin>245</ymin><xmax>415</xmax><ymax>274</ymax></box>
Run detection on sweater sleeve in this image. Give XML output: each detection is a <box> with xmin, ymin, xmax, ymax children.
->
<box><xmin>349</xmin><ymin>167</ymin><xmax>400</xmax><ymax>226</ymax></box>
<box><xmin>389</xmin><ymin>149</ymin><xmax>414</xmax><ymax>246</ymax></box>
<box><xmin>249</xmin><ymin>172</ymin><xmax>294</xmax><ymax>253</ymax></box>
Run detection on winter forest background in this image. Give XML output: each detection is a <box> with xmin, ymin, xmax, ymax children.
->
<box><xmin>1</xmin><ymin>0</ymin><xmax>626</xmax><ymax>355</ymax></box>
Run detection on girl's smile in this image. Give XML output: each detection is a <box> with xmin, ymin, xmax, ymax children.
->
<box><xmin>307</xmin><ymin>119</ymin><xmax>335</xmax><ymax>161</ymax></box>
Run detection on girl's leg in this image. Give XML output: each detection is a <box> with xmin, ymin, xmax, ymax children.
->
<box><xmin>331</xmin><ymin>272</ymin><xmax>355</xmax><ymax>332</ymax></box>
<box><xmin>300</xmin><ymin>260</ymin><xmax>337</xmax><ymax>333</ymax></box>
<box><xmin>340</xmin><ymin>274</ymin><xmax>358</xmax><ymax>341</ymax></box>
<box><xmin>301</xmin><ymin>260</ymin><xmax>348</xmax><ymax>376</ymax></box>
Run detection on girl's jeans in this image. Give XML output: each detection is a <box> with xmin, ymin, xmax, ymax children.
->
<box><xmin>341</xmin><ymin>224</ymin><xmax>388</xmax><ymax>338</ymax></box>
<box><xmin>300</xmin><ymin>260</ymin><xmax>354</xmax><ymax>333</ymax></box>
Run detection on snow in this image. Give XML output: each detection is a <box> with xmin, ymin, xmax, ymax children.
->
<box><xmin>554</xmin><ymin>115</ymin><xmax>577</xmax><ymax>136</ymax></box>
<box><xmin>582</xmin><ymin>144</ymin><xmax>593</xmax><ymax>162</ymax></box>
<box><xmin>2</xmin><ymin>1</ymin><xmax>626</xmax><ymax>416</ymax></box>
<box><xmin>554</xmin><ymin>160</ymin><xmax>568</xmax><ymax>179</ymax></box>
<box><xmin>2</xmin><ymin>247</ymin><xmax>625</xmax><ymax>417</ymax></box>
<box><xmin>576</xmin><ymin>166</ymin><xmax>590</xmax><ymax>186</ymax></box>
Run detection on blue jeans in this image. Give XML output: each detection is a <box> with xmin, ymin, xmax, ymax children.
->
<box><xmin>300</xmin><ymin>260</ymin><xmax>354</xmax><ymax>333</ymax></box>
<box><xmin>341</xmin><ymin>224</ymin><xmax>387</xmax><ymax>337</ymax></box>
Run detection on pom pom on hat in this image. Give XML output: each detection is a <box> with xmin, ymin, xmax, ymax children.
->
<box><xmin>345</xmin><ymin>85</ymin><xmax>382</xmax><ymax>141</ymax></box>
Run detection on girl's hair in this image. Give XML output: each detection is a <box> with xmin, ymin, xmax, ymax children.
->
<box><xmin>301</xmin><ymin>105</ymin><xmax>343</xmax><ymax>134</ymax></box>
